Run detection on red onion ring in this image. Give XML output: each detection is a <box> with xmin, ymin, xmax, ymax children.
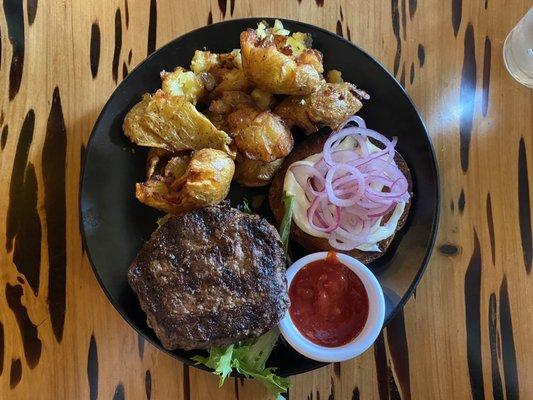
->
<box><xmin>290</xmin><ymin>115</ymin><xmax>411</xmax><ymax>251</ymax></box>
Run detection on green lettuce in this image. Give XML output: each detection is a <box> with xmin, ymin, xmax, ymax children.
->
<box><xmin>192</xmin><ymin>329</ymin><xmax>290</xmax><ymax>398</ymax></box>
<box><xmin>240</xmin><ymin>198</ymin><xmax>253</xmax><ymax>214</ymax></box>
<box><xmin>279</xmin><ymin>192</ymin><xmax>295</xmax><ymax>264</ymax></box>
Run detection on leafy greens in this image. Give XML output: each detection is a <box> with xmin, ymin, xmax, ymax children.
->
<box><xmin>192</xmin><ymin>329</ymin><xmax>290</xmax><ymax>398</ymax></box>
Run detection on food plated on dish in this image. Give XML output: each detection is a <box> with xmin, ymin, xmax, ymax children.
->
<box><xmin>80</xmin><ymin>17</ymin><xmax>439</xmax><ymax>397</ymax></box>
<box><xmin>119</xmin><ymin>19</ymin><xmax>411</xmax><ymax>397</ymax></box>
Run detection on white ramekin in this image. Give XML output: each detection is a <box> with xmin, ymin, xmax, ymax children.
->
<box><xmin>279</xmin><ymin>252</ymin><xmax>385</xmax><ymax>362</ymax></box>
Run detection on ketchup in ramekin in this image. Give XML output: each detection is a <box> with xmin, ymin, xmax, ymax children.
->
<box><xmin>288</xmin><ymin>252</ymin><xmax>369</xmax><ymax>347</ymax></box>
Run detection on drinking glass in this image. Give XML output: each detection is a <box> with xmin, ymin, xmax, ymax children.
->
<box><xmin>503</xmin><ymin>7</ymin><xmax>533</xmax><ymax>88</ymax></box>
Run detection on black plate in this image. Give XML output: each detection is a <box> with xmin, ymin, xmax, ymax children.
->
<box><xmin>80</xmin><ymin>18</ymin><xmax>439</xmax><ymax>376</ymax></box>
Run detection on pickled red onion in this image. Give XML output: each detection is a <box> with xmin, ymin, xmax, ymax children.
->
<box><xmin>289</xmin><ymin>116</ymin><xmax>410</xmax><ymax>251</ymax></box>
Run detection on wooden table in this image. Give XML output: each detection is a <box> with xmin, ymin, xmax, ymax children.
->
<box><xmin>1</xmin><ymin>1</ymin><xmax>532</xmax><ymax>399</ymax></box>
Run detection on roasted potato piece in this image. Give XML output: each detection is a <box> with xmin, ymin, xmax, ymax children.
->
<box><xmin>190</xmin><ymin>50</ymin><xmax>220</xmax><ymax>74</ymax></box>
<box><xmin>227</xmin><ymin>104</ymin><xmax>293</xmax><ymax>162</ymax></box>
<box><xmin>210</xmin><ymin>67</ymin><xmax>252</xmax><ymax>96</ymax></box>
<box><xmin>219</xmin><ymin>49</ymin><xmax>242</xmax><ymax>69</ymax></box>
<box><xmin>163</xmin><ymin>155</ymin><xmax>190</xmax><ymax>180</ymax></box>
<box><xmin>160</xmin><ymin>67</ymin><xmax>205</xmax><ymax>104</ymax></box>
<box><xmin>203</xmin><ymin>110</ymin><xmax>230</xmax><ymax>132</ymax></box>
<box><xmin>325</xmin><ymin>69</ymin><xmax>344</xmax><ymax>84</ymax></box>
<box><xmin>204</xmin><ymin>91</ymin><xmax>253</xmax><ymax>131</ymax></box>
<box><xmin>274</xmin><ymin>82</ymin><xmax>364</xmax><ymax>133</ymax></box>
<box><xmin>234</xmin><ymin>156</ymin><xmax>284</xmax><ymax>187</ymax></box>
<box><xmin>209</xmin><ymin>91</ymin><xmax>253</xmax><ymax>115</ymax></box>
<box><xmin>146</xmin><ymin>148</ymin><xmax>176</xmax><ymax>179</ymax></box>
<box><xmin>123</xmin><ymin>91</ymin><xmax>234</xmax><ymax>156</ymax></box>
<box><xmin>250</xmin><ymin>88</ymin><xmax>274</xmax><ymax>111</ymax></box>
<box><xmin>240</xmin><ymin>27</ymin><xmax>324</xmax><ymax>95</ymax></box>
<box><xmin>306</xmin><ymin>83</ymin><xmax>363</xmax><ymax>129</ymax></box>
<box><xmin>135</xmin><ymin>178</ymin><xmax>178</xmax><ymax>214</ymax></box>
<box><xmin>123</xmin><ymin>96</ymin><xmax>173</xmax><ymax>151</ymax></box>
<box><xmin>136</xmin><ymin>148</ymin><xmax>235</xmax><ymax>214</ymax></box>
<box><xmin>273</xmin><ymin>96</ymin><xmax>316</xmax><ymax>133</ymax></box>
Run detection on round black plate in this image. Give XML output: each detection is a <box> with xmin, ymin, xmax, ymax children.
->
<box><xmin>80</xmin><ymin>18</ymin><xmax>439</xmax><ymax>377</ymax></box>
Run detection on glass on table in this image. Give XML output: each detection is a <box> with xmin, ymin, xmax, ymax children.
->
<box><xmin>503</xmin><ymin>7</ymin><xmax>533</xmax><ymax>88</ymax></box>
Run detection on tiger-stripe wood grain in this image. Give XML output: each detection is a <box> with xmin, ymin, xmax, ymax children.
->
<box><xmin>1</xmin><ymin>1</ymin><xmax>532</xmax><ymax>399</ymax></box>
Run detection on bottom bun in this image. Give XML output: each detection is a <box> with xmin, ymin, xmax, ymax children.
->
<box><xmin>268</xmin><ymin>131</ymin><xmax>412</xmax><ymax>264</ymax></box>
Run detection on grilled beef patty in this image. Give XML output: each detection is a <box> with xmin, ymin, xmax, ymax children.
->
<box><xmin>128</xmin><ymin>202</ymin><xmax>289</xmax><ymax>350</ymax></box>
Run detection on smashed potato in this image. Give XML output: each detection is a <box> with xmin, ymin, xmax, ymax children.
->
<box><xmin>251</xmin><ymin>88</ymin><xmax>274</xmax><ymax>111</ymax></box>
<box><xmin>325</xmin><ymin>69</ymin><xmax>344</xmax><ymax>84</ymax></box>
<box><xmin>190</xmin><ymin>50</ymin><xmax>220</xmax><ymax>74</ymax></box>
<box><xmin>136</xmin><ymin>148</ymin><xmax>235</xmax><ymax>214</ymax></box>
<box><xmin>240</xmin><ymin>26</ymin><xmax>324</xmax><ymax>95</ymax></box>
<box><xmin>146</xmin><ymin>148</ymin><xmax>175</xmax><ymax>179</ymax></box>
<box><xmin>274</xmin><ymin>82</ymin><xmax>364</xmax><ymax>133</ymax></box>
<box><xmin>123</xmin><ymin>91</ymin><xmax>234</xmax><ymax>156</ymax></box>
<box><xmin>219</xmin><ymin>49</ymin><xmax>242</xmax><ymax>69</ymax></box>
<box><xmin>161</xmin><ymin>67</ymin><xmax>204</xmax><ymax>104</ymax></box>
<box><xmin>234</xmin><ymin>156</ymin><xmax>284</xmax><ymax>187</ymax></box>
<box><xmin>210</xmin><ymin>67</ymin><xmax>251</xmax><ymax>96</ymax></box>
<box><xmin>227</xmin><ymin>104</ymin><xmax>293</xmax><ymax>162</ymax></box>
<box><xmin>209</xmin><ymin>91</ymin><xmax>252</xmax><ymax>115</ymax></box>
<box><xmin>123</xmin><ymin>96</ymin><xmax>173</xmax><ymax>151</ymax></box>
<box><xmin>203</xmin><ymin>110</ymin><xmax>230</xmax><ymax>132</ymax></box>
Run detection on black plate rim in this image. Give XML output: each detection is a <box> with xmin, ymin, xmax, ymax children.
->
<box><xmin>79</xmin><ymin>17</ymin><xmax>440</xmax><ymax>376</ymax></box>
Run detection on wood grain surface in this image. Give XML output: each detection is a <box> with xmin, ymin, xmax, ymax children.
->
<box><xmin>1</xmin><ymin>0</ymin><xmax>532</xmax><ymax>399</ymax></box>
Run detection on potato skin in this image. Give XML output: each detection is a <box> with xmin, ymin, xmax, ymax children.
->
<box><xmin>234</xmin><ymin>156</ymin><xmax>284</xmax><ymax>187</ymax></box>
<box><xmin>160</xmin><ymin>67</ymin><xmax>205</xmax><ymax>104</ymax></box>
<box><xmin>175</xmin><ymin>148</ymin><xmax>235</xmax><ymax>210</ymax></box>
<box><xmin>240</xmin><ymin>29</ymin><xmax>324</xmax><ymax>95</ymax></box>
<box><xmin>123</xmin><ymin>95</ymin><xmax>173</xmax><ymax>151</ymax></box>
<box><xmin>210</xmin><ymin>68</ymin><xmax>251</xmax><ymax>97</ymax></box>
<box><xmin>274</xmin><ymin>82</ymin><xmax>363</xmax><ymax>133</ymax></box>
<box><xmin>136</xmin><ymin>148</ymin><xmax>235</xmax><ymax>214</ymax></box>
<box><xmin>227</xmin><ymin>104</ymin><xmax>293</xmax><ymax>162</ymax></box>
<box><xmin>123</xmin><ymin>90</ymin><xmax>234</xmax><ymax>156</ymax></box>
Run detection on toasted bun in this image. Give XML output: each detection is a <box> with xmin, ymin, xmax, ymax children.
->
<box><xmin>268</xmin><ymin>132</ymin><xmax>412</xmax><ymax>263</ymax></box>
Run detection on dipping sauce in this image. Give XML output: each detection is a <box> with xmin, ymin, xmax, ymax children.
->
<box><xmin>288</xmin><ymin>252</ymin><xmax>369</xmax><ymax>347</ymax></box>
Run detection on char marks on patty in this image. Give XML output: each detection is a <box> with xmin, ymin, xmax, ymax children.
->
<box><xmin>128</xmin><ymin>202</ymin><xmax>289</xmax><ymax>350</ymax></box>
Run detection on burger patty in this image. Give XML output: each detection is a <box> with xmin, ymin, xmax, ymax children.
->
<box><xmin>128</xmin><ymin>202</ymin><xmax>289</xmax><ymax>350</ymax></box>
<box><xmin>269</xmin><ymin>131</ymin><xmax>412</xmax><ymax>264</ymax></box>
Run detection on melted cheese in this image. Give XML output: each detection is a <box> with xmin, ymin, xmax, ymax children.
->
<box><xmin>283</xmin><ymin>138</ymin><xmax>406</xmax><ymax>252</ymax></box>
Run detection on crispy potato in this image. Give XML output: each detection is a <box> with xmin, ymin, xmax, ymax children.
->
<box><xmin>274</xmin><ymin>82</ymin><xmax>363</xmax><ymax>133</ymax></box>
<box><xmin>209</xmin><ymin>91</ymin><xmax>252</xmax><ymax>115</ymax></box>
<box><xmin>123</xmin><ymin>96</ymin><xmax>173</xmax><ymax>151</ymax></box>
<box><xmin>136</xmin><ymin>148</ymin><xmax>235</xmax><ymax>214</ymax></box>
<box><xmin>234</xmin><ymin>156</ymin><xmax>284</xmax><ymax>187</ymax></box>
<box><xmin>272</xmin><ymin>96</ymin><xmax>316</xmax><ymax>133</ymax></box>
<box><xmin>160</xmin><ymin>67</ymin><xmax>204</xmax><ymax>104</ymax></box>
<box><xmin>240</xmin><ymin>28</ymin><xmax>324</xmax><ymax>95</ymax></box>
<box><xmin>123</xmin><ymin>90</ymin><xmax>234</xmax><ymax>156</ymax></box>
<box><xmin>205</xmin><ymin>91</ymin><xmax>253</xmax><ymax>132</ymax></box>
<box><xmin>163</xmin><ymin>155</ymin><xmax>190</xmax><ymax>180</ymax></box>
<box><xmin>135</xmin><ymin>178</ymin><xmax>179</xmax><ymax>214</ymax></box>
<box><xmin>146</xmin><ymin>148</ymin><xmax>175</xmax><ymax>179</ymax></box>
<box><xmin>202</xmin><ymin>110</ymin><xmax>230</xmax><ymax>132</ymax></box>
<box><xmin>306</xmin><ymin>83</ymin><xmax>363</xmax><ymax>129</ymax></box>
<box><xmin>250</xmin><ymin>88</ymin><xmax>274</xmax><ymax>111</ymax></box>
<box><xmin>219</xmin><ymin>49</ymin><xmax>242</xmax><ymax>69</ymax></box>
<box><xmin>227</xmin><ymin>104</ymin><xmax>293</xmax><ymax>162</ymax></box>
<box><xmin>210</xmin><ymin>67</ymin><xmax>252</xmax><ymax>96</ymax></box>
<box><xmin>190</xmin><ymin>50</ymin><xmax>220</xmax><ymax>74</ymax></box>
<box><xmin>325</xmin><ymin>69</ymin><xmax>344</xmax><ymax>83</ymax></box>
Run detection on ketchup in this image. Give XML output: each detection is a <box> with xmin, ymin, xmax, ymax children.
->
<box><xmin>288</xmin><ymin>252</ymin><xmax>369</xmax><ymax>347</ymax></box>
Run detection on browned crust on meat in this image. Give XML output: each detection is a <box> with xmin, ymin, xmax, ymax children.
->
<box><xmin>128</xmin><ymin>203</ymin><xmax>289</xmax><ymax>350</ymax></box>
<box><xmin>269</xmin><ymin>132</ymin><xmax>412</xmax><ymax>263</ymax></box>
